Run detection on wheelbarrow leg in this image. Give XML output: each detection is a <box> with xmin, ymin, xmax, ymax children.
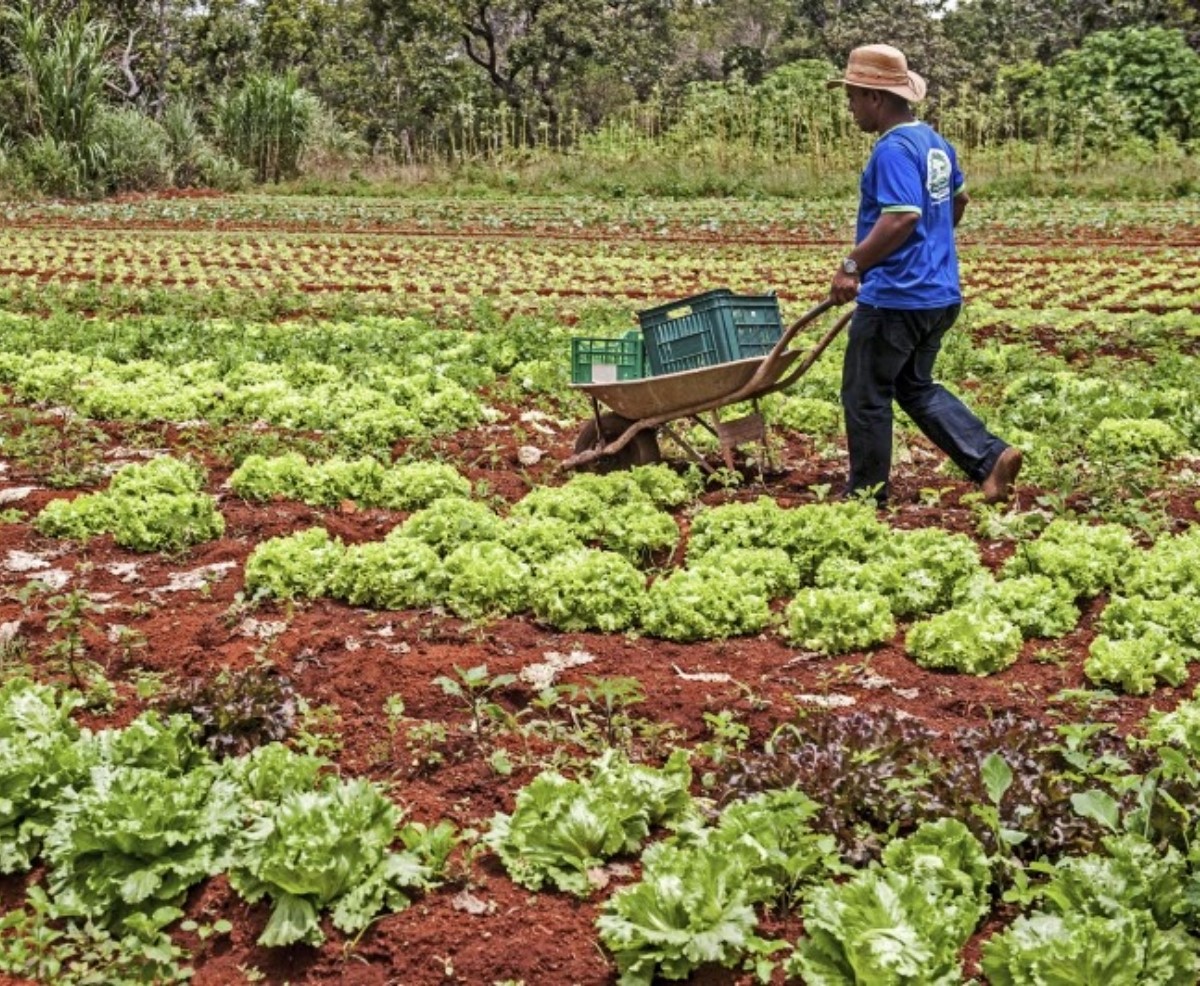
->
<box><xmin>659</xmin><ymin>424</ymin><xmax>715</xmax><ymax>475</ymax></box>
<box><xmin>713</xmin><ymin>408</ymin><xmax>767</xmax><ymax>473</ymax></box>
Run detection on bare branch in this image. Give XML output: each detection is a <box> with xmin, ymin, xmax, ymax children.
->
<box><xmin>108</xmin><ymin>26</ymin><xmax>141</xmax><ymax>100</ymax></box>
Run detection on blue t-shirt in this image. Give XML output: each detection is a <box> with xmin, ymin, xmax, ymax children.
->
<box><xmin>856</xmin><ymin>121</ymin><xmax>965</xmax><ymax>310</ymax></box>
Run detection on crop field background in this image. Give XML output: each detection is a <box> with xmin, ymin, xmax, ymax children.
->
<box><xmin>0</xmin><ymin>190</ymin><xmax>1199</xmax><ymax>986</ymax></box>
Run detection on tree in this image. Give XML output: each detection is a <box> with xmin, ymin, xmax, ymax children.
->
<box><xmin>1031</xmin><ymin>26</ymin><xmax>1200</xmax><ymax>145</ymax></box>
<box><xmin>370</xmin><ymin>0</ymin><xmax>675</xmax><ymax>137</ymax></box>
<box><xmin>942</xmin><ymin>0</ymin><xmax>1199</xmax><ymax>92</ymax></box>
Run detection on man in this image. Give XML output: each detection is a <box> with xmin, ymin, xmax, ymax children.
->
<box><xmin>827</xmin><ymin>44</ymin><xmax>1021</xmax><ymax>505</ymax></box>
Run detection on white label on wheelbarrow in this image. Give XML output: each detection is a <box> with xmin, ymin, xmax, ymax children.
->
<box><xmin>592</xmin><ymin>363</ymin><xmax>619</xmax><ymax>383</ymax></box>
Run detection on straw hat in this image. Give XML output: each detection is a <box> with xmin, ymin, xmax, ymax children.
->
<box><xmin>827</xmin><ymin>44</ymin><xmax>927</xmax><ymax>103</ymax></box>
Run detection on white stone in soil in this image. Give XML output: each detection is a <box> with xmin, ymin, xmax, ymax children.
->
<box><xmin>235</xmin><ymin>617</ymin><xmax>289</xmax><ymax>640</ymax></box>
<box><xmin>0</xmin><ymin>487</ymin><xmax>38</xmax><ymax>504</ymax></box>
<box><xmin>516</xmin><ymin>445</ymin><xmax>544</xmax><ymax>466</ymax></box>
<box><xmin>39</xmin><ymin>569</ymin><xmax>72</xmax><ymax>590</ymax></box>
<box><xmin>103</xmin><ymin>561</ymin><xmax>142</xmax><ymax>583</ymax></box>
<box><xmin>794</xmin><ymin>693</ymin><xmax>856</xmax><ymax>708</ymax></box>
<box><xmin>161</xmin><ymin>561</ymin><xmax>237</xmax><ymax>593</ymax></box>
<box><xmin>672</xmin><ymin>664</ymin><xmax>732</xmax><ymax>683</ymax></box>
<box><xmin>519</xmin><ymin>648</ymin><xmax>596</xmax><ymax>689</ymax></box>
<box><xmin>5</xmin><ymin>550</ymin><xmax>51</xmax><ymax>572</ymax></box>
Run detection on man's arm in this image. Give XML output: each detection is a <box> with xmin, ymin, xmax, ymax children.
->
<box><xmin>953</xmin><ymin>190</ymin><xmax>969</xmax><ymax>228</ymax></box>
<box><xmin>830</xmin><ymin>211</ymin><xmax>920</xmax><ymax>304</ymax></box>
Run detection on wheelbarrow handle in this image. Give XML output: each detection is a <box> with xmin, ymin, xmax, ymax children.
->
<box><xmin>770</xmin><ymin>297</ymin><xmax>838</xmax><ymax>357</ymax></box>
<box><xmin>739</xmin><ymin>297</ymin><xmax>850</xmax><ymax>398</ymax></box>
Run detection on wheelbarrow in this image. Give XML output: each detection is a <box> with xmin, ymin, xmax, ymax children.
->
<box><xmin>563</xmin><ymin>298</ymin><xmax>853</xmax><ymax>473</ymax></box>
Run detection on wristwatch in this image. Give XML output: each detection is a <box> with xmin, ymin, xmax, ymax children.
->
<box><xmin>841</xmin><ymin>257</ymin><xmax>860</xmax><ymax>277</ymax></box>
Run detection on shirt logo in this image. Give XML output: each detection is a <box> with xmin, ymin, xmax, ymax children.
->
<box><xmin>927</xmin><ymin>149</ymin><xmax>951</xmax><ymax>204</ymax></box>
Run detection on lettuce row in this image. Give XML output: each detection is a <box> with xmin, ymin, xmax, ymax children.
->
<box><xmin>0</xmin><ymin>681</ymin><xmax>447</xmax><ymax>949</ymax></box>
<box><xmin>982</xmin><ymin>834</ymin><xmax>1199</xmax><ymax>985</ymax></box>
<box><xmin>230</xmin><ymin>453</ymin><xmax>471</xmax><ymax>509</ymax></box>
<box><xmin>34</xmin><ymin>456</ymin><xmax>224</xmax><ymax>552</ymax></box>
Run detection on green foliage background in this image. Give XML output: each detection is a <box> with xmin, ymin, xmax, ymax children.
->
<box><xmin>0</xmin><ymin>0</ymin><xmax>1196</xmax><ymax>195</ymax></box>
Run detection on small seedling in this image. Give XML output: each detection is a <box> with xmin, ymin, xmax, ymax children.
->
<box><xmin>433</xmin><ymin>663</ymin><xmax>517</xmax><ymax>740</ymax></box>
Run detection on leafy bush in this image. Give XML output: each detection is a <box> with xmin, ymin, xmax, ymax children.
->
<box><xmin>395</xmin><ymin>497</ymin><xmax>505</xmax><ymax>555</ymax></box>
<box><xmin>686</xmin><ymin>496</ymin><xmax>785</xmax><ymax>558</ymax></box>
<box><xmin>229</xmin><ymin>452</ymin><xmax>310</xmax><ymax>501</ymax></box>
<box><xmin>568</xmin><ymin>465</ymin><xmax>697</xmax><ymax>510</ymax></box>
<box><xmin>1119</xmin><ymin>527</ymin><xmax>1200</xmax><ymax>599</ymax></box>
<box><xmin>691</xmin><ymin>546</ymin><xmax>799</xmax><ymax>598</ymax></box>
<box><xmin>488</xmin><ymin>750</ymin><xmax>694</xmax><ymax>896</ymax></box>
<box><xmin>35</xmin><ymin>457</ymin><xmax>224</xmax><ymax>552</ymax></box>
<box><xmin>441</xmin><ymin>541</ymin><xmax>529</xmax><ymax>619</ymax></box>
<box><xmin>34</xmin><ymin>495</ymin><xmax>115</xmax><ymax>542</ymax></box>
<box><xmin>231</xmin><ymin>454</ymin><xmax>470</xmax><ymax>510</ymax></box>
<box><xmin>92</xmin><ymin>107</ymin><xmax>171</xmax><ymax>194</ymax></box>
<box><xmin>597</xmin><ymin>503</ymin><xmax>679</xmax><ymax>563</ymax></box>
<box><xmin>789</xmin><ymin>820</ymin><xmax>991</xmax><ymax>985</ymax></box>
<box><xmin>1084</xmin><ymin>631</ymin><xmax>1187</xmax><ymax>695</ymax></box>
<box><xmin>1003</xmin><ymin>519</ymin><xmax>1135</xmax><ymax>598</ymax></box>
<box><xmin>880</xmin><ymin>818</ymin><xmax>992</xmax><ymax>927</ymax></box>
<box><xmin>229</xmin><ymin>778</ymin><xmax>432</xmax><ymax>946</ymax></box>
<box><xmin>688</xmin><ymin>499</ymin><xmax>886</xmax><ymax>587</ymax></box>
<box><xmin>1141</xmin><ymin>686</ymin><xmax>1200</xmax><ymax>756</ymax></box>
<box><xmin>680</xmin><ymin>789</ymin><xmax>839</xmax><ymax>907</ymax></box>
<box><xmin>640</xmin><ymin>569</ymin><xmax>772</xmax><ymax>641</ymax></box>
<box><xmin>223</xmin><ymin>742</ymin><xmax>329</xmax><ymax>805</ymax></box>
<box><xmin>783</xmin><ymin>587</ymin><xmax>896</xmax><ymax>654</ymax></box>
<box><xmin>907</xmin><ymin>605</ymin><xmax>1023</xmax><ymax>675</ymax></box>
<box><xmin>501</xmin><ymin>516</ymin><xmax>585</xmax><ymax>565</ymax></box>
<box><xmin>44</xmin><ymin>762</ymin><xmax>240</xmax><ymax>930</ymax></box>
<box><xmin>598</xmin><ymin>839</ymin><xmax>763</xmax><ymax>985</ymax></box>
<box><xmin>17</xmin><ymin>134</ymin><xmax>83</xmax><ymax>197</ymax></box>
<box><xmin>596</xmin><ymin>790</ymin><xmax>838</xmax><ymax>986</ymax></box>
<box><xmin>816</xmin><ymin>527</ymin><xmax>984</xmax><ymax>619</ymax></box>
<box><xmin>982</xmin><ymin>834</ymin><xmax>1199</xmax><ymax>985</ymax></box>
<box><xmin>378</xmin><ymin>461</ymin><xmax>471</xmax><ymax>510</ymax></box>
<box><xmin>954</xmin><ymin>573</ymin><xmax>1080</xmax><ymax>638</ymax></box>
<box><xmin>243</xmin><ymin>527</ymin><xmax>345</xmax><ymax>600</ymax></box>
<box><xmin>776</xmin><ymin>502</ymin><xmax>888</xmax><ymax>582</ymax></box>
<box><xmin>765</xmin><ymin>395</ymin><xmax>841</xmax><ymax>436</ymax></box>
<box><xmin>530</xmin><ymin>550</ymin><xmax>644</xmax><ymax>632</ymax></box>
<box><xmin>510</xmin><ymin>484</ymin><xmax>606</xmax><ymax>539</ymax></box>
<box><xmin>108</xmin><ymin>457</ymin><xmax>205</xmax><ymax>498</ymax></box>
<box><xmin>1098</xmin><ymin>594</ymin><xmax>1200</xmax><ymax>655</ymax></box>
<box><xmin>1086</xmin><ymin>417</ymin><xmax>1185</xmax><ymax>463</ymax></box>
<box><xmin>158</xmin><ymin>667</ymin><xmax>298</xmax><ymax>759</ymax></box>
<box><xmin>297</xmin><ymin>456</ymin><xmax>388</xmax><ymax>506</ymax></box>
<box><xmin>329</xmin><ymin>537</ymin><xmax>444</xmax><ymax>610</ymax></box>
<box><xmin>984</xmin><ymin>909</ymin><xmax>1198</xmax><ymax>985</ymax></box>
<box><xmin>0</xmin><ymin>678</ymin><xmax>88</xmax><ymax>873</ymax></box>
<box><xmin>109</xmin><ymin>493</ymin><xmax>227</xmax><ymax>552</ymax></box>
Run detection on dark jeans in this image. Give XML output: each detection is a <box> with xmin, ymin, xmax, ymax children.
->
<box><xmin>841</xmin><ymin>303</ymin><xmax>1007</xmax><ymax>502</ymax></box>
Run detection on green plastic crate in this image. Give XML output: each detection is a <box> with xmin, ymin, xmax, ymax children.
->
<box><xmin>638</xmin><ymin>289</ymin><xmax>782</xmax><ymax>375</ymax></box>
<box><xmin>571</xmin><ymin>330</ymin><xmax>646</xmax><ymax>384</ymax></box>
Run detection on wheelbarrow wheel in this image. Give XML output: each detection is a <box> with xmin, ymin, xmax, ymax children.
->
<box><xmin>573</xmin><ymin>413</ymin><xmax>661</xmax><ymax>473</ymax></box>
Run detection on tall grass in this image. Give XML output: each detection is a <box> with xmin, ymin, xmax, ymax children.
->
<box><xmin>216</xmin><ymin>72</ymin><xmax>317</xmax><ymax>183</ymax></box>
<box><xmin>4</xmin><ymin>0</ymin><xmax>111</xmax><ymax>183</ymax></box>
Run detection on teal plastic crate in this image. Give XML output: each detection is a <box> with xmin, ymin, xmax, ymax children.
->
<box><xmin>571</xmin><ymin>330</ymin><xmax>646</xmax><ymax>384</ymax></box>
<box><xmin>638</xmin><ymin>289</ymin><xmax>782</xmax><ymax>375</ymax></box>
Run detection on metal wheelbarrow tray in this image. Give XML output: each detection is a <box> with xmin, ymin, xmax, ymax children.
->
<box><xmin>564</xmin><ymin>299</ymin><xmax>853</xmax><ymax>472</ymax></box>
